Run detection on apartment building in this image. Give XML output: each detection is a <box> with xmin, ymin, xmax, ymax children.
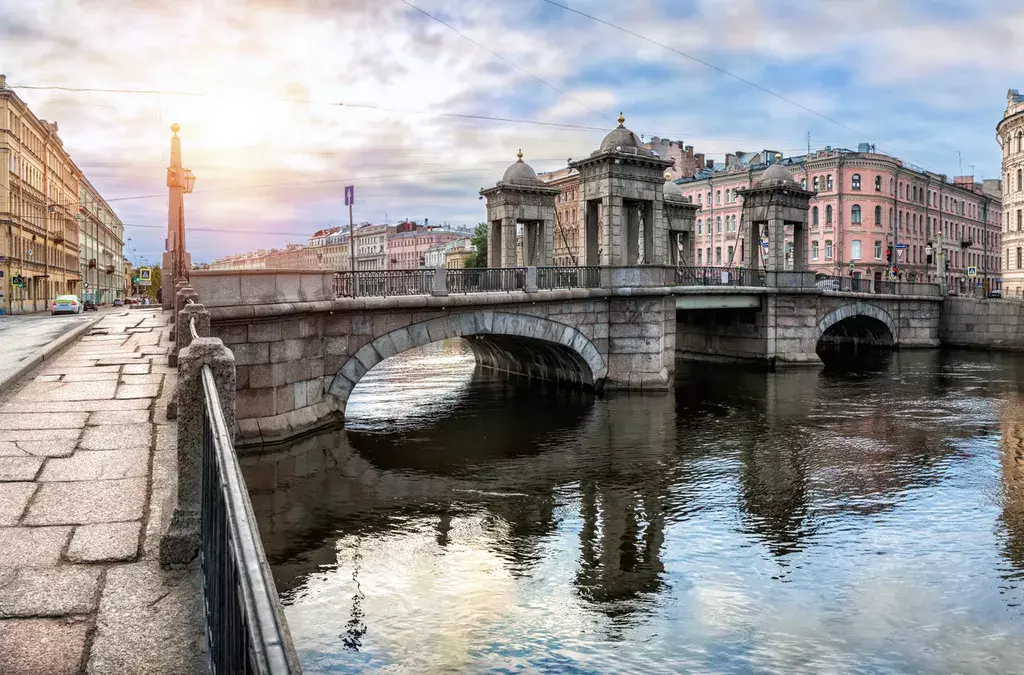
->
<box><xmin>78</xmin><ymin>177</ymin><xmax>125</xmax><ymax>304</ymax></box>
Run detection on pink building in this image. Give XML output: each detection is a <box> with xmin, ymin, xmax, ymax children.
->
<box><xmin>387</xmin><ymin>221</ymin><xmax>463</xmax><ymax>269</ymax></box>
<box><xmin>679</xmin><ymin>146</ymin><xmax>1003</xmax><ymax>293</ymax></box>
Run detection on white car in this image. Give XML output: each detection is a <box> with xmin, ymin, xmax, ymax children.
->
<box><xmin>815</xmin><ymin>277</ymin><xmax>841</xmax><ymax>291</ymax></box>
<box><xmin>51</xmin><ymin>294</ymin><xmax>83</xmax><ymax>315</ymax></box>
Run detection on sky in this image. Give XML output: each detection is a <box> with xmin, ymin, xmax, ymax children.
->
<box><xmin>3</xmin><ymin>0</ymin><xmax>1022</xmax><ymax>264</ymax></box>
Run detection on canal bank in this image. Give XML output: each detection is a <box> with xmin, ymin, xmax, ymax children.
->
<box><xmin>242</xmin><ymin>340</ymin><xmax>1024</xmax><ymax>674</ymax></box>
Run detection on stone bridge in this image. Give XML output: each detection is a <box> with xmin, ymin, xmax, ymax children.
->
<box><xmin>187</xmin><ymin>266</ymin><xmax>943</xmax><ymax>445</ymax></box>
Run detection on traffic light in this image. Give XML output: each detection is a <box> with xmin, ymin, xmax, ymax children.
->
<box><xmin>886</xmin><ymin>247</ymin><xmax>893</xmax><ymax>263</ymax></box>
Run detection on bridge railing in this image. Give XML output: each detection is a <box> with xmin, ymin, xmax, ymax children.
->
<box><xmin>446</xmin><ymin>267</ymin><xmax>526</xmax><ymax>293</ymax></box>
<box><xmin>333</xmin><ymin>269</ymin><xmax>433</xmax><ymax>297</ymax></box>
<box><xmin>675</xmin><ymin>266</ymin><xmax>765</xmax><ymax>287</ymax></box>
<box><xmin>536</xmin><ymin>266</ymin><xmax>602</xmax><ymax>289</ymax></box>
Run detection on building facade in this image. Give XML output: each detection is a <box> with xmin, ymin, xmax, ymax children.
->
<box><xmin>387</xmin><ymin>225</ymin><xmax>462</xmax><ymax>269</ymax></box>
<box><xmin>78</xmin><ymin>177</ymin><xmax>125</xmax><ymax>303</ymax></box>
<box><xmin>537</xmin><ymin>168</ymin><xmax>581</xmax><ymax>266</ymax></box>
<box><xmin>0</xmin><ymin>76</ymin><xmax>86</xmax><ymax>313</ymax></box>
<box><xmin>677</xmin><ymin>146</ymin><xmax>1002</xmax><ymax>294</ymax></box>
<box><xmin>444</xmin><ymin>237</ymin><xmax>475</xmax><ymax>268</ymax></box>
<box><xmin>353</xmin><ymin>224</ymin><xmax>393</xmax><ymax>271</ymax></box>
<box><xmin>999</xmin><ymin>88</ymin><xmax>1024</xmax><ymax>297</ymax></box>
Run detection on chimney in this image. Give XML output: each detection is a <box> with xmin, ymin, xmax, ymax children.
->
<box><xmin>706</xmin><ymin>159</ymin><xmax>715</xmax><ymax>169</ymax></box>
<box><xmin>725</xmin><ymin>153</ymin><xmax>737</xmax><ymax>168</ymax></box>
<box><xmin>0</xmin><ymin>74</ymin><xmax>6</xmax><ymax>89</ymax></box>
<box><xmin>424</xmin><ymin>217</ymin><xmax>428</xmax><ymax>228</ymax></box>
<box><xmin>685</xmin><ymin>145</ymin><xmax>693</xmax><ymax>157</ymax></box>
<box><xmin>695</xmin><ymin>153</ymin><xmax>705</xmax><ymax>167</ymax></box>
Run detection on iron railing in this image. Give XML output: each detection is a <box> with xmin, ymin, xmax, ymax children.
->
<box><xmin>814</xmin><ymin>275</ymin><xmax>940</xmax><ymax>296</ymax></box>
<box><xmin>199</xmin><ymin>365</ymin><xmax>293</xmax><ymax>674</ymax></box>
<box><xmin>536</xmin><ymin>266</ymin><xmax>601</xmax><ymax>289</ymax></box>
<box><xmin>333</xmin><ymin>269</ymin><xmax>432</xmax><ymax>298</ymax></box>
<box><xmin>675</xmin><ymin>266</ymin><xmax>765</xmax><ymax>287</ymax></box>
<box><xmin>446</xmin><ymin>267</ymin><xmax>526</xmax><ymax>293</ymax></box>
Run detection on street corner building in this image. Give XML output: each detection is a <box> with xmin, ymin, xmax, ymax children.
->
<box><xmin>0</xmin><ymin>74</ymin><xmax>126</xmax><ymax>315</ymax></box>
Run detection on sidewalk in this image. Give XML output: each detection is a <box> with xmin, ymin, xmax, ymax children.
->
<box><xmin>0</xmin><ymin>309</ymin><xmax>207</xmax><ymax>674</ymax></box>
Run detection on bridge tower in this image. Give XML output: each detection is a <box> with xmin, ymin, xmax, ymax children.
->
<box><xmin>737</xmin><ymin>155</ymin><xmax>814</xmax><ymax>272</ymax></box>
<box><xmin>570</xmin><ymin>114</ymin><xmax>675</xmax><ymax>266</ymax></box>
<box><xmin>480</xmin><ymin>151</ymin><xmax>560</xmax><ymax>268</ymax></box>
<box><xmin>662</xmin><ymin>172</ymin><xmax>699</xmax><ymax>266</ymax></box>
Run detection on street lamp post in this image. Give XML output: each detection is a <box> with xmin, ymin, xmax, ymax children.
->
<box><xmin>163</xmin><ymin>124</ymin><xmax>196</xmax><ymax>308</ymax></box>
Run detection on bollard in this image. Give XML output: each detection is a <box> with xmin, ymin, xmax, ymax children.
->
<box><xmin>431</xmin><ymin>265</ymin><xmax>449</xmax><ymax>297</ymax></box>
<box><xmin>160</xmin><ymin>336</ymin><xmax>236</xmax><ymax>567</ymax></box>
<box><xmin>169</xmin><ymin>286</ymin><xmax>199</xmax><ymax>367</ymax></box>
<box><xmin>524</xmin><ymin>265</ymin><xmax>539</xmax><ymax>293</ymax></box>
<box><xmin>167</xmin><ymin>303</ymin><xmax>209</xmax><ymax>420</ymax></box>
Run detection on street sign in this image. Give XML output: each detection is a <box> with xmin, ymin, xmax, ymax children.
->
<box><xmin>895</xmin><ymin>243</ymin><xmax>908</xmax><ymax>249</ymax></box>
<box><xmin>896</xmin><ymin>247</ymin><xmax>905</xmax><ymax>260</ymax></box>
<box><xmin>139</xmin><ymin>267</ymin><xmax>152</xmax><ymax>286</ymax></box>
<box><xmin>344</xmin><ymin>185</ymin><xmax>355</xmax><ymax>206</ymax></box>
<box><xmin>83</xmin><ymin>282</ymin><xmax>90</xmax><ymax>289</ymax></box>
<box><xmin>967</xmin><ymin>266</ymin><xmax>977</xmax><ymax>277</ymax></box>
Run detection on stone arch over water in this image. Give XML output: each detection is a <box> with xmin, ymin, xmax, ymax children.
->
<box><xmin>816</xmin><ymin>302</ymin><xmax>897</xmax><ymax>350</ymax></box>
<box><xmin>328</xmin><ymin>310</ymin><xmax>608</xmax><ymax>415</ymax></box>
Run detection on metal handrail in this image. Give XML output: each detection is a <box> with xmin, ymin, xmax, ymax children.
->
<box><xmin>536</xmin><ymin>266</ymin><xmax>601</xmax><ymax>289</ymax></box>
<box><xmin>199</xmin><ymin>365</ymin><xmax>293</xmax><ymax>674</ymax></box>
<box><xmin>333</xmin><ymin>269</ymin><xmax>432</xmax><ymax>298</ymax></box>
<box><xmin>675</xmin><ymin>266</ymin><xmax>765</xmax><ymax>287</ymax></box>
<box><xmin>446</xmin><ymin>267</ymin><xmax>526</xmax><ymax>293</ymax></box>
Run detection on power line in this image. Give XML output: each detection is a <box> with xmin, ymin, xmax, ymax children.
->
<box><xmin>396</xmin><ymin>0</ymin><xmax>611</xmax><ymax>125</ymax></box>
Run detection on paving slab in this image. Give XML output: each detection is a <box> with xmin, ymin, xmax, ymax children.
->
<box><xmin>24</xmin><ymin>478</ymin><xmax>147</xmax><ymax>525</ymax></box>
<box><xmin>10</xmin><ymin>439</ymin><xmax>78</xmax><ymax>458</ymax></box>
<box><xmin>39</xmin><ymin>448</ymin><xmax>149</xmax><ymax>482</ymax></box>
<box><xmin>28</xmin><ymin>380</ymin><xmax>119</xmax><ymax>402</ymax></box>
<box><xmin>0</xmin><ymin>456</ymin><xmax>44</xmax><ymax>481</ymax></box>
<box><xmin>120</xmin><ymin>373</ymin><xmax>164</xmax><ymax>386</ymax></box>
<box><xmin>0</xmin><ymin>566</ymin><xmax>102</xmax><ymax>617</ymax></box>
<box><xmin>0</xmin><ymin>483</ymin><xmax>35</xmax><ymax>525</ymax></box>
<box><xmin>0</xmin><ymin>412</ymin><xmax>89</xmax><ymax>430</ymax></box>
<box><xmin>0</xmin><ymin>526</ymin><xmax>72</xmax><ymax>567</ymax></box>
<box><xmin>88</xmin><ymin>409</ymin><xmax>151</xmax><ymax>425</ymax></box>
<box><xmin>1</xmin><ymin>398</ymin><xmax>152</xmax><ymax>414</ymax></box>
<box><xmin>115</xmin><ymin>382</ymin><xmax>161</xmax><ymax>400</ymax></box>
<box><xmin>121</xmin><ymin>363</ymin><xmax>151</xmax><ymax>375</ymax></box>
<box><xmin>60</xmin><ymin>372</ymin><xmax>121</xmax><ymax>382</ymax></box>
<box><xmin>0</xmin><ymin>617</ymin><xmax>90</xmax><ymax>675</ymax></box>
<box><xmin>86</xmin><ymin>561</ymin><xmax>207</xmax><ymax>675</ymax></box>
<box><xmin>79</xmin><ymin>425</ymin><xmax>152</xmax><ymax>451</ymax></box>
<box><xmin>66</xmin><ymin>522</ymin><xmax>141</xmax><ymax>563</ymax></box>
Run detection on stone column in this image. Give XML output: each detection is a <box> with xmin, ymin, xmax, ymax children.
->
<box><xmin>501</xmin><ymin>217</ymin><xmax>517</xmax><ymax>267</ymax></box>
<box><xmin>169</xmin><ymin>285</ymin><xmax>199</xmax><ymax>366</ymax></box>
<box><xmin>542</xmin><ymin>218</ymin><xmax>555</xmax><ymax>266</ymax></box>
<box><xmin>524</xmin><ymin>266</ymin><xmax>539</xmax><ymax>293</ymax></box>
<box><xmin>602</xmin><ymin>195</ymin><xmax>616</xmax><ymax>266</ymax></box>
<box><xmin>160</xmin><ymin>336</ymin><xmax>237</xmax><ymax>567</ymax></box>
<box><xmin>168</xmin><ymin>302</ymin><xmax>210</xmax><ymax>418</ymax></box>
<box><xmin>791</xmin><ymin>219</ymin><xmax>808</xmax><ymax>271</ymax></box>
<box><xmin>488</xmin><ymin>220</ymin><xmax>502</xmax><ymax>268</ymax></box>
<box><xmin>768</xmin><ymin>214</ymin><xmax>786</xmax><ymax>271</ymax></box>
<box><xmin>748</xmin><ymin>220</ymin><xmax>763</xmax><ymax>271</ymax></box>
<box><xmin>431</xmin><ymin>266</ymin><xmax>448</xmax><ymax>297</ymax></box>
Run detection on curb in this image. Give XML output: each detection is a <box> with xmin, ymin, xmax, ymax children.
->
<box><xmin>0</xmin><ymin>316</ymin><xmax>103</xmax><ymax>397</ymax></box>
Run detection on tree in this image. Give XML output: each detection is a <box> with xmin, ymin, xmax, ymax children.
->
<box><xmin>464</xmin><ymin>222</ymin><xmax>489</xmax><ymax>268</ymax></box>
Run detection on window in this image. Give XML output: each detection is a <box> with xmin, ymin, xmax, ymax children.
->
<box><xmin>1019</xmin><ymin>169</ymin><xmax>1023</xmax><ymax>192</ymax></box>
<box><xmin>852</xmin><ymin>174</ymin><xmax>861</xmax><ymax>190</ymax></box>
<box><xmin>697</xmin><ymin>193</ymin><xmax>702</xmax><ymax>204</ymax></box>
<box><xmin>1018</xmin><ymin>247</ymin><xmax>1021</xmax><ymax>270</ymax></box>
<box><xmin>812</xmin><ymin>206</ymin><xmax>819</xmax><ymax>225</ymax></box>
<box><xmin>727</xmin><ymin>246</ymin><xmax>734</xmax><ymax>263</ymax></box>
<box><xmin>716</xmin><ymin>216</ymin><xmax>722</xmax><ymax>233</ymax></box>
<box><xmin>851</xmin><ymin>240</ymin><xmax>862</xmax><ymax>259</ymax></box>
<box><xmin>716</xmin><ymin>190</ymin><xmax>721</xmax><ymax>204</ymax></box>
<box><xmin>801</xmin><ymin>177</ymin><xmax>807</xmax><ymax>189</ymax></box>
<box><xmin>852</xmin><ymin>204</ymin><xmax>862</xmax><ymax>224</ymax></box>
<box><xmin>875</xmin><ymin>175</ymin><xmax>882</xmax><ymax>191</ymax></box>
<box><xmin>874</xmin><ymin>240</ymin><xmax>882</xmax><ymax>259</ymax></box>
<box><xmin>825</xmin><ymin>205</ymin><xmax>833</xmax><ymax>224</ymax></box>
<box><xmin>813</xmin><ymin>176</ymin><xmax>820</xmax><ymax>191</ymax></box>
<box><xmin>825</xmin><ymin>239</ymin><xmax>833</xmax><ymax>259</ymax></box>
<box><xmin>899</xmin><ymin>183</ymin><xmax>904</xmax><ymax>198</ymax></box>
<box><xmin>890</xmin><ymin>178</ymin><xmax>894</xmax><ymax>194</ymax></box>
<box><xmin>826</xmin><ymin>174</ymin><xmax>833</xmax><ymax>191</ymax></box>
<box><xmin>697</xmin><ymin>218</ymin><xmax>702</xmax><ymax>234</ymax></box>
<box><xmin>707</xmin><ymin>192</ymin><xmax>712</xmax><ymax>203</ymax></box>
<box><xmin>697</xmin><ymin>249</ymin><xmax>702</xmax><ymax>264</ymax></box>
<box><xmin>1019</xmin><ymin>210</ymin><xmax>1022</xmax><ymax>231</ymax></box>
<box><xmin>812</xmin><ymin>240</ymin><xmax>819</xmax><ymax>260</ymax></box>
<box><xmin>715</xmin><ymin>247</ymin><xmax>722</xmax><ymax>264</ymax></box>
<box><xmin>874</xmin><ymin>205</ymin><xmax>882</xmax><ymax>225</ymax></box>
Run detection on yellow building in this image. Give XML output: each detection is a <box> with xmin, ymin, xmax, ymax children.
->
<box><xmin>0</xmin><ymin>75</ymin><xmax>83</xmax><ymax>313</ymax></box>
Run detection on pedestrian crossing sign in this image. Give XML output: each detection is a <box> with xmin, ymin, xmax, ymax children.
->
<box><xmin>967</xmin><ymin>266</ymin><xmax>977</xmax><ymax>277</ymax></box>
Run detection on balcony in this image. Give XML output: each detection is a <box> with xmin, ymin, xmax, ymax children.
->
<box><xmin>105</xmin><ymin>265</ymin><xmax>116</xmax><ymax>274</ymax></box>
<box><xmin>88</xmin><ymin>259</ymin><xmax>97</xmax><ymax>269</ymax></box>
<box><xmin>960</xmin><ymin>240</ymin><xmax>973</xmax><ymax>249</ymax></box>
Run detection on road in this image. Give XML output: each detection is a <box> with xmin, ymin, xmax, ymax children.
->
<box><xmin>0</xmin><ymin>311</ymin><xmax>100</xmax><ymax>387</ymax></box>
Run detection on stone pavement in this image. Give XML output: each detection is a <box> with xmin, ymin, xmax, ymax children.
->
<box><xmin>0</xmin><ymin>309</ymin><xmax>207</xmax><ymax>674</ymax></box>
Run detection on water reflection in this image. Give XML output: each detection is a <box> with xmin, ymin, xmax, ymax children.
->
<box><xmin>243</xmin><ymin>342</ymin><xmax>1024</xmax><ymax>673</ymax></box>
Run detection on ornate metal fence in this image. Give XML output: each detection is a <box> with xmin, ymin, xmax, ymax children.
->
<box><xmin>675</xmin><ymin>266</ymin><xmax>764</xmax><ymax>287</ymax></box>
<box><xmin>199</xmin><ymin>364</ymin><xmax>294</xmax><ymax>674</ymax></box>
<box><xmin>536</xmin><ymin>266</ymin><xmax>601</xmax><ymax>289</ymax></box>
<box><xmin>333</xmin><ymin>269</ymin><xmax>433</xmax><ymax>298</ymax></box>
<box><xmin>446</xmin><ymin>267</ymin><xmax>526</xmax><ymax>293</ymax></box>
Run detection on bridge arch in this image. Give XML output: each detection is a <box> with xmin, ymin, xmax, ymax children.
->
<box><xmin>815</xmin><ymin>302</ymin><xmax>897</xmax><ymax>350</ymax></box>
<box><xmin>327</xmin><ymin>310</ymin><xmax>608</xmax><ymax>414</ymax></box>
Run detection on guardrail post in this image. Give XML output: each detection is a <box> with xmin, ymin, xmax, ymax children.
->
<box><xmin>431</xmin><ymin>265</ymin><xmax>448</xmax><ymax>297</ymax></box>
<box><xmin>168</xmin><ymin>286</ymin><xmax>199</xmax><ymax>367</ymax></box>
<box><xmin>160</xmin><ymin>336</ymin><xmax>236</xmax><ymax>568</ymax></box>
<box><xmin>524</xmin><ymin>265</ymin><xmax>539</xmax><ymax>293</ymax></box>
<box><xmin>168</xmin><ymin>303</ymin><xmax>210</xmax><ymax>420</ymax></box>
<box><xmin>169</xmin><ymin>280</ymin><xmax>189</xmax><ymax>325</ymax></box>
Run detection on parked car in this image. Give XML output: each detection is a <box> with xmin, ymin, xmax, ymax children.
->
<box><xmin>113</xmin><ymin>298</ymin><xmax>123</xmax><ymax>307</ymax></box>
<box><xmin>51</xmin><ymin>294</ymin><xmax>82</xmax><ymax>315</ymax></box>
<box><xmin>815</xmin><ymin>276</ymin><xmax>841</xmax><ymax>292</ymax></box>
<box><xmin>83</xmin><ymin>299</ymin><xmax>98</xmax><ymax>312</ymax></box>
<box><xmin>989</xmin><ymin>289</ymin><xmax>1003</xmax><ymax>299</ymax></box>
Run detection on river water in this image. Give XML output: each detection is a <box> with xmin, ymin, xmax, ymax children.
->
<box><xmin>242</xmin><ymin>340</ymin><xmax>1024</xmax><ymax>674</ymax></box>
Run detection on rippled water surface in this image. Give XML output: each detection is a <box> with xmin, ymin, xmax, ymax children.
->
<box><xmin>243</xmin><ymin>341</ymin><xmax>1024</xmax><ymax>674</ymax></box>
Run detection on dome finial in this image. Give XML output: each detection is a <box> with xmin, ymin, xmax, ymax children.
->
<box><xmin>170</xmin><ymin>123</ymin><xmax>180</xmax><ymax>135</ymax></box>
<box><xmin>775</xmin><ymin>152</ymin><xmax>782</xmax><ymax>162</ymax></box>
<box><xmin>516</xmin><ymin>148</ymin><xmax>524</xmax><ymax>161</ymax></box>
<box><xmin>664</xmin><ymin>171</ymin><xmax>672</xmax><ymax>181</ymax></box>
<box><xmin>617</xmin><ymin>111</ymin><xmax>625</xmax><ymax>126</ymax></box>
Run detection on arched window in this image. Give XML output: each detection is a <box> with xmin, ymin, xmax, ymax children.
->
<box><xmin>707</xmin><ymin>191</ymin><xmax>712</xmax><ymax>203</ymax></box>
<box><xmin>912</xmin><ymin>213</ymin><xmax>917</xmax><ymax>233</ymax></box>
<box><xmin>899</xmin><ymin>183</ymin><xmax>904</xmax><ymax>198</ymax></box>
<box><xmin>826</xmin><ymin>174</ymin><xmax>834</xmax><ymax>191</ymax></box>
<box><xmin>825</xmin><ymin>205</ymin><xmax>833</xmax><ymax>224</ymax></box>
<box><xmin>812</xmin><ymin>206</ymin><xmax>819</xmax><ymax>225</ymax></box>
<box><xmin>716</xmin><ymin>216</ymin><xmax>722</xmax><ymax>232</ymax></box>
<box><xmin>1018</xmin><ymin>132</ymin><xmax>1023</xmax><ymax>153</ymax></box>
<box><xmin>875</xmin><ymin>175</ymin><xmax>882</xmax><ymax>191</ymax></box>
<box><xmin>874</xmin><ymin>205</ymin><xmax>882</xmax><ymax>225</ymax></box>
<box><xmin>697</xmin><ymin>193</ymin><xmax>702</xmax><ymax>204</ymax></box>
<box><xmin>697</xmin><ymin>218</ymin><xmax>702</xmax><ymax>234</ymax></box>
<box><xmin>813</xmin><ymin>176</ymin><xmax>820</xmax><ymax>191</ymax></box>
<box><xmin>852</xmin><ymin>173</ymin><xmax>861</xmax><ymax>190</ymax></box>
<box><xmin>716</xmin><ymin>190</ymin><xmax>721</xmax><ymax>204</ymax></box>
<box><xmin>851</xmin><ymin>204</ymin><xmax>862</xmax><ymax>224</ymax></box>
<box><xmin>899</xmin><ymin>211</ymin><xmax>903</xmax><ymax>228</ymax></box>
<box><xmin>1018</xmin><ymin>169</ymin><xmax>1022</xmax><ymax>192</ymax></box>
<box><xmin>890</xmin><ymin>178</ymin><xmax>894</xmax><ymax>194</ymax></box>
<box><xmin>801</xmin><ymin>177</ymin><xmax>807</xmax><ymax>189</ymax></box>
<box><xmin>912</xmin><ymin>186</ymin><xmax>917</xmax><ymax>202</ymax></box>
